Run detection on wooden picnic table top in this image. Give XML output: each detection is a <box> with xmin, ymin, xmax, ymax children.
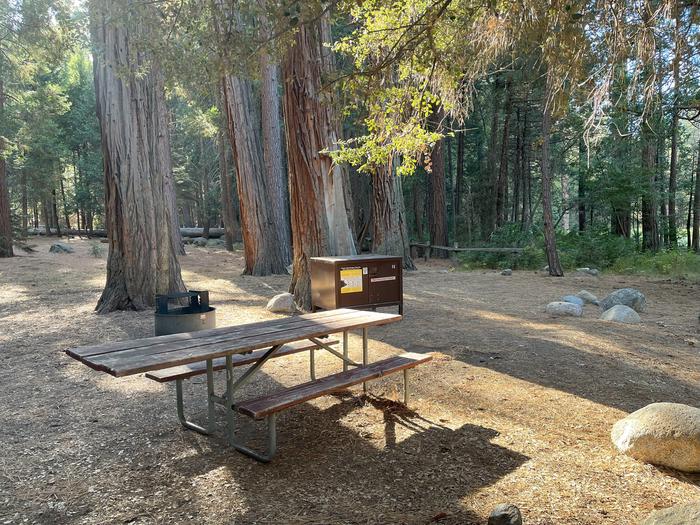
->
<box><xmin>66</xmin><ymin>308</ymin><xmax>402</xmax><ymax>378</ymax></box>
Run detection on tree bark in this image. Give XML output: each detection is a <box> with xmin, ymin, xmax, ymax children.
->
<box><xmin>428</xmin><ymin>133</ymin><xmax>448</xmax><ymax>257</ymax></box>
<box><xmin>667</xmin><ymin>2</ymin><xmax>681</xmax><ymax>248</ymax></box>
<box><xmin>283</xmin><ymin>14</ymin><xmax>356</xmax><ymax>309</ymax></box>
<box><xmin>496</xmin><ymin>79</ymin><xmax>511</xmax><ymax>228</ymax></box>
<box><xmin>90</xmin><ymin>0</ymin><xmax>185</xmax><ymax>313</ymax></box>
<box><xmin>456</xmin><ymin>129</ymin><xmax>464</xmax><ymax>216</ymax></box>
<box><xmin>641</xmin><ymin>118</ymin><xmax>659</xmax><ymax>252</ymax></box>
<box><xmin>221</xmin><ymin>74</ymin><xmax>290</xmax><ymax>275</ymax></box>
<box><xmin>371</xmin><ymin>157</ymin><xmax>415</xmax><ymax>270</ymax></box>
<box><xmin>260</xmin><ymin>48</ymin><xmax>292</xmax><ymax>258</ymax></box>
<box><xmin>21</xmin><ymin>171</ymin><xmax>28</xmax><ymax>237</ymax></box>
<box><xmin>0</xmin><ymin>79</ymin><xmax>12</xmax><ymax>257</ymax></box>
<box><xmin>218</xmin><ymin>130</ymin><xmax>239</xmax><ymax>251</ymax></box>
<box><xmin>541</xmin><ymin>78</ymin><xmax>563</xmax><ymax>276</ymax></box>
<box><xmin>693</xmin><ymin>140</ymin><xmax>700</xmax><ymax>253</ymax></box>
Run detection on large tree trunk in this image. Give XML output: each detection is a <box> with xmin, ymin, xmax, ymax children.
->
<box><xmin>428</xmin><ymin>134</ymin><xmax>448</xmax><ymax>257</ymax></box>
<box><xmin>495</xmin><ymin>79</ymin><xmax>511</xmax><ymax>228</ymax></box>
<box><xmin>372</xmin><ymin>158</ymin><xmax>415</xmax><ymax>270</ymax></box>
<box><xmin>283</xmin><ymin>14</ymin><xmax>356</xmax><ymax>309</ymax></box>
<box><xmin>0</xmin><ymin>79</ymin><xmax>12</xmax><ymax>257</ymax></box>
<box><xmin>90</xmin><ymin>0</ymin><xmax>185</xmax><ymax>313</ymax></box>
<box><xmin>20</xmin><ymin>171</ymin><xmax>28</xmax><ymax>237</ymax></box>
<box><xmin>641</xmin><ymin>118</ymin><xmax>659</xmax><ymax>252</ymax></box>
<box><xmin>260</xmin><ymin>50</ymin><xmax>292</xmax><ymax>257</ymax></box>
<box><xmin>221</xmin><ymin>75</ymin><xmax>290</xmax><ymax>275</ymax></box>
<box><xmin>541</xmin><ymin>79</ymin><xmax>563</xmax><ymax>276</ymax></box>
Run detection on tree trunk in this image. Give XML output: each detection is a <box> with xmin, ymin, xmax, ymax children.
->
<box><xmin>496</xmin><ymin>79</ymin><xmax>511</xmax><ymax>228</ymax></box>
<box><xmin>428</xmin><ymin>132</ymin><xmax>448</xmax><ymax>257</ymax></box>
<box><xmin>541</xmin><ymin>79</ymin><xmax>563</xmax><ymax>276</ymax></box>
<box><xmin>59</xmin><ymin>177</ymin><xmax>71</xmax><ymax>230</ymax></box>
<box><xmin>371</xmin><ymin>157</ymin><xmax>415</xmax><ymax>270</ymax></box>
<box><xmin>667</xmin><ymin>3</ymin><xmax>681</xmax><ymax>248</ymax></box>
<box><xmin>90</xmin><ymin>0</ymin><xmax>185</xmax><ymax>313</ymax></box>
<box><xmin>641</xmin><ymin>118</ymin><xmax>659</xmax><ymax>252</ymax></box>
<box><xmin>456</xmin><ymin>129</ymin><xmax>464</xmax><ymax>218</ymax></box>
<box><xmin>0</xmin><ymin>79</ymin><xmax>12</xmax><ymax>257</ymax></box>
<box><xmin>283</xmin><ymin>14</ymin><xmax>356</xmax><ymax>309</ymax></box>
<box><xmin>52</xmin><ymin>189</ymin><xmax>62</xmax><ymax>236</ymax></box>
<box><xmin>578</xmin><ymin>140</ymin><xmax>586</xmax><ymax>231</ymax></box>
<box><xmin>221</xmin><ymin>75</ymin><xmax>290</xmax><ymax>275</ymax></box>
<box><xmin>21</xmin><ymin>172</ymin><xmax>28</xmax><ymax>237</ymax></box>
<box><xmin>693</xmin><ymin>140</ymin><xmax>700</xmax><ymax>252</ymax></box>
<box><xmin>485</xmin><ymin>77</ymin><xmax>501</xmax><ymax>237</ymax></box>
<box><xmin>521</xmin><ymin>95</ymin><xmax>532</xmax><ymax>231</ymax></box>
<box><xmin>260</xmin><ymin>50</ymin><xmax>292</xmax><ymax>258</ymax></box>
<box><xmin>218</xmin><ymin>130</ymin><xmax>238</xmax><ymax>251</ymax></box>
<box><xmin>413</xmin><ymin>173</ymin><xmax>425</xmax><ymax>240</ymax></box>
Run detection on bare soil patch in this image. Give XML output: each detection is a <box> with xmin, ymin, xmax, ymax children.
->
<box><xmin>1</xmin><ymin>238</ymin><xmax>699</xmax><ymax>524</ymax></box>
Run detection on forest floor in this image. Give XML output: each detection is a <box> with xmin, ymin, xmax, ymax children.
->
<box><xmin>1</xmin><ymin>238</ymin><xmax>700</xmax><ymax>525</ymax></box>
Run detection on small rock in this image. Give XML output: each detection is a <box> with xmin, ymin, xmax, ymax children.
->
<box><xmin>206</xmin><ymin>238</ymin><xmax>224</xmax><ymax>247</ymax></box>
<box><xmin>611</xmin><ymin>402</ymin><xmax>700</xmax><ymax>472</ymax></box>
<box><xmin>576</xmin><ymin>289</ymin><xmax>599</xmax><ymax>305</ymax></box>
<box><xmin>542</xmin><ymin>265</ymin><xmax>550</xmax><ymax>272</ymax></box>
<box><xmin>600</xmin><ymin>304</ymin><xmax>641</xmax><ymax>324</ymax></box>
<box><xmin>562</xmin><ymin>295</ymin><xmax>585</xmax><ymax>306</ymax></box>
<box><xmin>686</xmin><ymin>339</ymin><xmax>697</xmax><ymax>347</ymax></box>
<box><xmin>266</xmin><ymin>293</ymin><xmax>297</xmax><ymax>314</ymax></box>
<box><xmin>488</xmin><ymin>503</ymin><xmax>522</xmax><ymax>525</ymax></box>
<box><xmin>545</xmin><ymin>301</ymin><xmax>583</xmax><ymax>317</ymax></box>
<box><xmin>501</xmin><ymin>269</ymin><xmax>512</xmax><ymax>276</ymax></box>
<box><xmin>600</xmin><ymin>288</ymin><xmax>646</xmax><ymax>312</ymax></box>
<box><xmin>576</xmin><ymin>267</ymin><xmax>599</xmax><ymax>276</ymax></box>
<box><xmin>49</xmin><ymin>243</ymin><xmax>74</xmax><ymax>254</ymax></box>
<box><xmin>641</xmin><ymin>501</ymin><xmax>700</xmax><ymax>525</ymax></box>
<box><xmin>192</xmin><ymin>237</ymin><xmax>208</xmax><ymax>247</ymax></box>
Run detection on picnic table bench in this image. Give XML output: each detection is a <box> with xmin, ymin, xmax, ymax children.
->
<box><xmin>66</xmin><ymin>308</ymin><xmax>431</xmax><ymax>462</ymax></box>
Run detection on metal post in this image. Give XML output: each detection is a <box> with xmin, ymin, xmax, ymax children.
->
<box><xmin>206</xmin><ymin>359</ymin><xmax>215</xmax><ymax>433</ymax></box>
<box><xmin>175</xmin><ymin>379</ymin><xmax>211</xmax><ymax>435</ymax></box>
<box><xmin>310</xmin><ymin>349</ymin><xmax>316</xmax><ymax>380</ymax></box>
<box><xmin>362</xmin><ymin>327</ymin><xmax>368</xmax><ymax>393</ymax></box>
<box><xmin>226</xmin><ymin>355</ymin><xmax>235</xmax><ymax>443</ymax></box>
<box><xmin>403</xmin><ymin>369</ymin><xmax>410</xmax><ymax>406</ymax></box>
<box><xmin>342</xmin><ymin>331</ymin><xmax>348</xmax><ymax>372</ymax></box>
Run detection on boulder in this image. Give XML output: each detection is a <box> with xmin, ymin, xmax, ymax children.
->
<box><xmin>562</xmin><ymin>295</ymin><xmax>585</xmax><ymax>307</ymax></box>
<box><xmin>49</xmin><ymin>243</ymin><xmax>74</xmax><ymax>254</ymax></box>
<box><xmin>600</xmin><ymin>304</ymin><xmax>641</xmax><ymax>324</ymax></box>
<box><xmin>611</xmin><ymin>402</ymin><xmax>700</xmax><ymax>472</ymax></box>
<box><xmin>545</xmin><ymin>301</ymin><xmax>583</xmax><ymax>317</ymax></box>
<box><xmin>192</xmin><ymin>237</ymin><xmax>208</xmax><ymax>247</ymax></box>
<box><xmin>207</xmin><ymin>238</ymin><xmax>224</xmax><ymax>247</ymax></box>
<box><xmin>600</xmin><ymin>288</ymin><xmax>646</xmax><ymax>312</ymax></box>
<box><xmin>641</xmin><ymin>501</ymin><xmax>700</xmax><ymax>525</ymax></box>
<box><xmin>488</xmin><ymin>504</ymin><xmax>522</xmax><ymax>525</ymax></box>
<box><xmin>576</xmin><ymin>289</ymin><xmax>599</xmax><ymax>305</ymax></box>
<box><xmin>266</xmin><ymin>293</ymin><xmax>297</xmax><ymax>314</ymax></box>
<box><xmin>501</xmin><ymin>269</ymin><xmax>512</xmax><ymax>276</ymax></box>
<box><xmin>576</xmin><ymin>267</ymin><xmax>600</xmax><ymax>276</ymax></box>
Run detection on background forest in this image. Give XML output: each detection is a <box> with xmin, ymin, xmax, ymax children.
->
<box><xmin>1</xmin><ymin>1</ymin><xmax>699</xmax><ymax>311</ymax></box>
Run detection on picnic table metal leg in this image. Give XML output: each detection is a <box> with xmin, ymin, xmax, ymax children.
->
<box><xmin>310</xmin><ymin>349</ymin><xmax>316</xmax><ymax>380</ymax></box>
<box><xmin>403</xmin><ymin>369</ymin><xmax>410</xmax><ymax>406</ymax></box>
<box><xmin>342</xmin><ymin>331</ymin><xmax>348</xmax><ymax>372</ymax></box>
<box><xmin>229</xmin><ymin>414</ymin><xmax>277</xmax><ymax>463</ymax></box>
<box><xmin>362</xmin><ymin>327</ymin><xmax>368</xmax><ymax>393</ymax></box>
<box><xmin>175</xmin><ymin>378</ymin><xmax>212</xmax><ymax>435</ymax></box>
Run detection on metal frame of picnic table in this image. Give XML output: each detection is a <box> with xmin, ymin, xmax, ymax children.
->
<box><xmin>175</xmin><ymin>327</ymin><xmax>374</xmax><ymax>463</ymax></box>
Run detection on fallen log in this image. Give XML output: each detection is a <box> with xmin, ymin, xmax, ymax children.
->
<box><xmin>27</xmin><ymin>227</ymin><xmax>226</xmax><ymax>239</ymax></box>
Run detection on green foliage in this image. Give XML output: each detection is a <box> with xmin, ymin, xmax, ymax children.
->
<box><xmin>89</xmin><ymin>241</ymin><xmax>104</xmax><ymax>258</ymax></box>
<box><xmin>611</xmin><ymin>251</ymin><xmax>700</xmax><ymax>281</ymax></box>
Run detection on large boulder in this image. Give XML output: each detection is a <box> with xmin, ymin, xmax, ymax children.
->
<box><xmin>611</xmin><ymin>403</ymin><xmax>700</xmax><ymax>472</ymax></box>
<box><xmin>545</xmin><ymin>301</ymin><xmax>583</xmax><ymax>317</ymax></box>
<box><xmin>501</xmin><ymin>269</ymin><xmax>512</xmax><ymax>276</ymax></box>
<box><xmin>641</xmin><ymin>501</ymin><xmax>700</xmax><ymax>525</ymax></box>
<box><xmin>488</xmin><ymin>504</ymin><xmax>522</xmax><ymax>525</ymax></box>
<box><xmin>600</xmin><ymin>304</ymin><xmax>641</xmax><ymax>324</ymax></box>
<box><xmin>49</xmin><ymin>243</ymin><xmax>74</xmax><ymax>254</ymax></box>
<box><xmin>562</xmin><ymin>295</ymin><xmax>585</xmax><ymax>307</ymax></box>
<box><xmin>600</xmin><ymin>288</ymin><xmax>646</xmax><ymax>313</ymax></box>
<box><xmin>266</xmin><ymin>293</ymin><xmax>297</xmax><ymax>314</ymax></box>
<box><xmin>192</xmin><ymin>237</ymin><xmax>208</xmax><ymax>247</ymax></box>
<box><xmin>576</xmin><ymin>289</ymin><xmax>599</xmax><ymax>305</ymax></box>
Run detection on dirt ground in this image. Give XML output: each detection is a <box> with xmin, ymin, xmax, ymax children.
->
<box><xmin>1</xmin><ymin>237</ymin><xmax>699</xmax><ymax>525</ymax></box>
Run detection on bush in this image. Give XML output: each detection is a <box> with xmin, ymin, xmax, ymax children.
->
<box><xmin>611</xmin><ymin>250</ymin><xmax>700</xmax><ymax>281</ymax></box>
<box><xmin>89</xmin><ymin>241</ymin><xmax>104</xmax><ymax>258</ymax></box>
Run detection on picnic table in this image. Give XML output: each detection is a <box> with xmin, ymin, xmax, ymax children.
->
<box><xmin>66</xmin><ymin>308</ymin><xmax>431</xmax><ymax>462</ymax></box>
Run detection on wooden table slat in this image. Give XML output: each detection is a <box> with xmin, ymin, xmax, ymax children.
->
<box><xmin>68</xmin><ymin>310</ymin><xmax>401</xmax><ymax>377</ymax></box>
<box><xmin>68</xmin><ymin>308</ymin><xmax>357</xmax><ymax>358</ymax></box>
<box><xmin>84</xmin><ymin>309</ymin><xmax>371</xmax><ymax>367</ymax></box>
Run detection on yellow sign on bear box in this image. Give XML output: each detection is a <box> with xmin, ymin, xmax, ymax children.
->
<box><xmin>340</xmin><ymin>268</ymin><xmax>363</xmax><ymax>294</ymax></box>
